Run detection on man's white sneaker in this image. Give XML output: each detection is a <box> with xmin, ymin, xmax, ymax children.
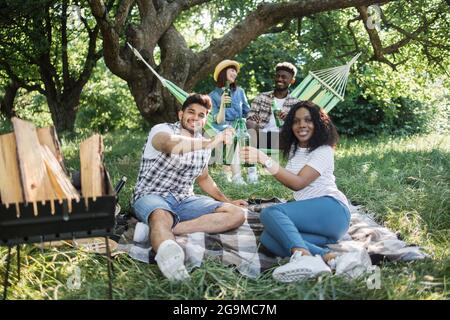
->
<box><xmin>247</xmin><ymin>166</ymin><xmax>258</xmax><ymax>184</ymax></box>
<box><xmin>273</xmin><ymin>251</ymin><xmax>332</xmax><ymax>283</ymax></box>
<box><xmin>133</xmin><ymin>222</ymin><xmax>149</xmax><ymax>243</ymax></box>
<box><xmin>247</xmin><ymin>173</ymin><xmax>259</xmax><ymax>184</ymax></box>
<box><xmin>155</xmin><ymin>240</ymin><xmax>190</xmax><ymax>281</ymax></box>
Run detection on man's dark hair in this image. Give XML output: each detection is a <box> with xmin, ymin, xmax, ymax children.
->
<box><xmin>216</xmin><ymin>66</ymin><xmax>237</xmax><ymax>90</ymax></box>
<box><xmin>181</xmin><ymin>93</ymin><xmax>212</xmax><ymax>111</ymax></box>
<box><xmin>280</xmin><ymin>101</ymin><xmax>339</xmax><ymax>159</ymax></box>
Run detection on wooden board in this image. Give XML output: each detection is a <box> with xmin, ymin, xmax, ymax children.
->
<box><xmin>41</xmin><ymin>144</ymin><xmax>80</xmax><ymax>205</ymax></box>
<box><xmin>37</xmin><ymin>126</ymin><xmax>65</xmax><ymax>171</ymax></box>
<box><xmin>80</xmin><ymin>134</ymin><xmax>105</xmax><ymax>203</ymax></box>
<box><xmin>0</xmin><ymin>133</ymin><xmax>24</xmax><ymax>207</ymax></box>
<box><xmin>12</xmin><ymin>117</ymin><xmax>57</xmax><ymax>206</ymax></box>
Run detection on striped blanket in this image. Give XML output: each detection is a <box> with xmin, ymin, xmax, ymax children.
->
<box><xmin>116</xmin><ymin>199</ymin><xmax>428</xmax><ymax>278</ymax></box>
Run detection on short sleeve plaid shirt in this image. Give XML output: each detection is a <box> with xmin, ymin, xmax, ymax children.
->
<box><xmin>246</xmin><ymin>91</ymin><xmax>299</xmax><ymax>129</ymax></box>
<box><xmin>132</xmin><ymin>122</ymin><xmax>211</xmax><ymax>203</ymax></box>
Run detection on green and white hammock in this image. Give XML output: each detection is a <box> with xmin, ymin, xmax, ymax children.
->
<box><xmin>128</xmin><ymin>42</ymin><xmax>359</xmax><ymax>136</ymax></box>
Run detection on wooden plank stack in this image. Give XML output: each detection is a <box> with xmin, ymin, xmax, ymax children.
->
<box><xmin>0</xmin><ymin>117</ymin><xmax>106</xmax><ymax>217</ymax></box>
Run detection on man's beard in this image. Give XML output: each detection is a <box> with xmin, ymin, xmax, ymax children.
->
<box><xmin>274</xmin><ymin>84</ymin><xmax>288</xmax><ymax>92</ymax></box>
<box><xmin>181</xmin><ymin>118</ymin><xmax>202</xmax><ymax>135</ymax></box>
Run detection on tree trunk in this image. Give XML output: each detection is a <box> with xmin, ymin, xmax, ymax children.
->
<box><xmin>46</xmin><ymin>96</ymin><xmax>78</xmax><ymax>133</ymax></box>
<box><xmin>0</xmin><ymin>80</ymin><xmax>20</xmax><ymax>118</ymax></box>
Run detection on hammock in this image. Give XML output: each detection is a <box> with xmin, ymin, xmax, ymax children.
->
<box><xmin>128</xmin><ymin>42</ymin><xmax>359</xmax><ymax>137</ymax></box>
<box><xmin>291</xmin><ymin>53</ymin><xmax>361</xmax><ymax>113</ymax></box>
<box><xmin>127</xmin><ymin>43</ymin><xmax>189</xmax><ymax>104</ymax></box>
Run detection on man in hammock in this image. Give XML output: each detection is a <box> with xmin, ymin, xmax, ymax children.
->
<box><xmin>246</xmin><ymin>62</ymin><xmax>300</xmax><ymax>151</ymax></box>
<box><xmin>132</xmin><ymin>93</ymin><xmax>247</xmax><ymax>281</ymax></box>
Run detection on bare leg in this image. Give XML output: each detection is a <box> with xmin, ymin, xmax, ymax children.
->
<box><xmin>149</xmin><ymin>209</ymin><xmax>175</xmax><ymax>252</ymax></box>
<box><xmin>172</xmin><ymin>204</ymin><xmax>245</xmax><ymax>235</ymax></box>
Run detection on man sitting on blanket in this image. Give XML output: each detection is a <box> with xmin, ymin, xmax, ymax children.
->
<box><xmin>132</xmin><ymin>93</ymin><xmax>248</xmax><ymax>281</ymax></box>
<box><xmin>246</xmin><ymin>62</ymin><xmax>299</xmax><ymax>150</ymax></box>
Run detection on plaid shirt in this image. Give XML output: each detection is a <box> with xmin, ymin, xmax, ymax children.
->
<box><xmin>246</xmin><ymin>91</ymin><xmax>299</xmax><ymax>129</ymax></box>
<box><xmin>132</xmin><ymin>122</ymin><xmax>211</xmax><ymax>203</ymax></box>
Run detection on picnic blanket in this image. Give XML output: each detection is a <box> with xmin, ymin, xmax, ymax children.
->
<box><xmin>114</xmin><ymin>199</ymin><xmax>429</xmax><ymax>279</ymax></box>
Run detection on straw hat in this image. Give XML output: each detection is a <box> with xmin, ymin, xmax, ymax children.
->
<box><xmin>213</xmin><ymin>60</ymin><xmax>240</xmax><ymax>82</ymax></box>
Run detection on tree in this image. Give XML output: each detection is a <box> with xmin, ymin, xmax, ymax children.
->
<box><xmin>88</xmin><ymin>0</ymin><xmax>398</xmax><ymax>126</ymax></box>
<box><xmin>0</xmin><ymin>0</ymin><xmax>103</xmax><ymax>132</ymax></box>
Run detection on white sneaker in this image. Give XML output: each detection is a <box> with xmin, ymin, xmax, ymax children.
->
<box><xmin>247</xmin><ymin>167</ymin><xmax>259</xmax><ymax>183</ymax></box>
<box><xmin>232</xmin><ymin>175</ymin><xmax>247</xmax><ymax>185</ymax></box>
<box><xmin>273</xmin><ymin>251</ymin><xmax>332</xmax><ymax>283</ymax></box>
<box><xmin>133</xmin><ymin>222</ymin><xmax>149</xmax><ymax>243</ymax></box>
<box><xmin>155</xmin><ymin>240</ymin><xmax>190</xmax><ymax>281</ymax></box>
<box><xmin>333</xmin><ymin>250</ymin><xmax>372</xmax><ymax>279</ymax></box>
<box><xmin>223</xmin><ymin>171</ymin><xmax>232</xmax><ymax>183</ymax></box>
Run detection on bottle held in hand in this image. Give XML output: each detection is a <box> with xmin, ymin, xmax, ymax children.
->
<box><xmin>222</xmin><ymin>126</ymin><xmax>236</xmax><ymax>165</ymax></box>
<box><xmin>273</xmin><ymin>100</ymin><xmax>283</xmax><ymax>127</ymax></box>
<box><xmin>223</xmin><ymin>81</ymin><xmax>232</xmax><ymax>108</ymax></box>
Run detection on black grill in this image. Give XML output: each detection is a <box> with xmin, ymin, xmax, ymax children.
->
<box><xmin>1</xmin><ymin>171</ymin><xmax>120</xmax><ymax>300</ymax></box>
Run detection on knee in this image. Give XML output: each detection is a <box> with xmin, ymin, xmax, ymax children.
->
<box><xmin>260</xmin><ymin>207</ymin><xmax>277</xmax><ymax>225</ymax></box>
<box><xmin>222</xmin><ymin>205</ymin><xmax>246</xmax><ymax>229</ymax></box>
<box><xmin>149</xmin><ymin>209</ymin><xmax>174</xmax><ymax>228</ymax></box>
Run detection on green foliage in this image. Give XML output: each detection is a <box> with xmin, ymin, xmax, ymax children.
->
<box><xmin>75</xmin><ymin>60</ymin><xmax>145</xmax><ymax>134</ymax></box>
<box><xmin>330</xmin><ymin>80</ymin><xmax>447</xmax><ymax>136</ymax></box>
<box><xmin>1</xmin><ymin>0</ymin><xmax>448</xmax><ymax>136</ymax></box>
<box><xmin>191</xmin><ymin>2</ymin><xmax>449</xmax><ymax>137</ymax></box>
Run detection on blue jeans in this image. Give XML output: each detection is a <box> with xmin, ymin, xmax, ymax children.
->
<box><xmin>133</xmin><ymin>193</ymin><xmax>224</xmax><ymax>228</ymax></box>
<box><xmin>260</xmin><ymin>196</ymin><xmax>350</xmax><ymax>257</ymax></box>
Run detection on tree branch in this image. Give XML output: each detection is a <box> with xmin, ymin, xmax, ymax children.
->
<box><xmin>381</xmin><ymin>10</ymin><xmax>450</xmax><ymax>53</ymax></box>
<box><xmin>186</xmin><ymin>0</ymin><xmax>390</xmax><ymax>87</ymax></box>
<box><xmin>62</xmin><ymin>0</ymin><xmax>71</xmax><ymax>88</ymax></box>
<box><xmin>346</xmin><ymin>14</ymin><xmax>362</xmax><ymax>53</ymax></box>
<box><xmin>358</xmin><ymin>3</ymin><xmax>449</xmax><ymax>70</ymax></box>
<box><xmin>89</xmin><ymin>0</ymin><xmax>131</xmax><ymax>79</ymax></box>
<box><xmin>264</xmin><ymin>20</ymin><xmax>292</xmax><ymax>34</ymax></box>
<box><xmin>357</xmin><ymin>5</ymin><xmax>398</xmax><ymax>69</ymax></box>
<box><xmin>115</xmin><ymin>0</ymin><xmax>136</xmax><ymax>31</ymax></box>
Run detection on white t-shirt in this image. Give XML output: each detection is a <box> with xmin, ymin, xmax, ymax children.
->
<box><xmin>262</xmin><ymin>97</ymin><xmax>286</xmax><ymax>133</ymax></box>
<box><xmin>143</xmin><ymin>123</ymin><xmax>174</xmax><ymax>159</ymax></box>
<box><xmin>285</xmin><ymin>145</ymin><xmax>349</xmax><ymax>208</ymax></box>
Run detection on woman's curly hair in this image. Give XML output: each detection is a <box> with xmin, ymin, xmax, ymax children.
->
<box><xmin>280</xmin><ymin>101</ymin><xmax>339</xmax><ymax>159</ymax></box>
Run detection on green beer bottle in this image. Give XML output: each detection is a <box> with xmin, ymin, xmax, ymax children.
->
<box><xmin>223</xmin><ymin>81</ymin><xmax>232</xmax><ymax>108</ymax></box>
<box><xmin>237</xmin><ymin>118</ymin><xmax>253</xmax><ymax>167</ymax></box>
<box><xmin>272</xmin><ymin>100</ymin><xmax>283</xmax><ymax>127</ymax></box>
<box><xmin>221</xmin><ymin>81</ymin><xmax>234</xmax><ymax>165</ymax></box>
<box><xmin>222</xmin><ymin>127</ymin><xmax>236</xmax><ymax>165</ymax></box>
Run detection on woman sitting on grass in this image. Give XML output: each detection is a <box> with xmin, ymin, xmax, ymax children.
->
<box><xmin>241</xmin><ymin>101</ymin><xmax>350</xmax><ymax>282</ymax></box>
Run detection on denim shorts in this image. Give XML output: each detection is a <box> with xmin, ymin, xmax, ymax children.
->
<box><xmin>133</xmin><ymin>193</ymin><xmax>225</xmax><ymax>227</ymax></box>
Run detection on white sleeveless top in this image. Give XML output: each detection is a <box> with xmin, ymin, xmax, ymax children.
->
<box><xmin>285</xmin><ymin>145</ymin><xmax>349</xmax><ymax>209</ymax></box>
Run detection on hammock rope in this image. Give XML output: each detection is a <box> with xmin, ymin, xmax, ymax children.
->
<box><xmin>290</xmin><ymin>52</ymin><xmax>361</xmax><ymax>113</ymax></box>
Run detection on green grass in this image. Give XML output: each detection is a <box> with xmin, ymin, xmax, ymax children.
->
<box><xmin>1</xmin><ymin>132</ymin><xmax>448</xmax><ymax>300</ymax></box>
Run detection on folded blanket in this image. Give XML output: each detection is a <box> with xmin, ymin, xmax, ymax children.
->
<box><xmin>116</xmin><ymin>200</ymin><xmax>429</xmax><ymax>279</ymax></box>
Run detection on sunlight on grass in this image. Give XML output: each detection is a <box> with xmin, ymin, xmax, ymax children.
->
<box><xmin>1</xmin><ymin>133</ymin><xmax>448</xmax><ymax>300</ymax></box>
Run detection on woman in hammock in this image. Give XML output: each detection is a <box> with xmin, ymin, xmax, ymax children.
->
<box><xmin>209</xmin><ymin>60</ymin><xmax>257</xmax><ymax>185</ymax></box>
<box><xmin>241</xmin><ymin>101</ymin><xmax>350</xmax><ymax>282</ymax></box>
